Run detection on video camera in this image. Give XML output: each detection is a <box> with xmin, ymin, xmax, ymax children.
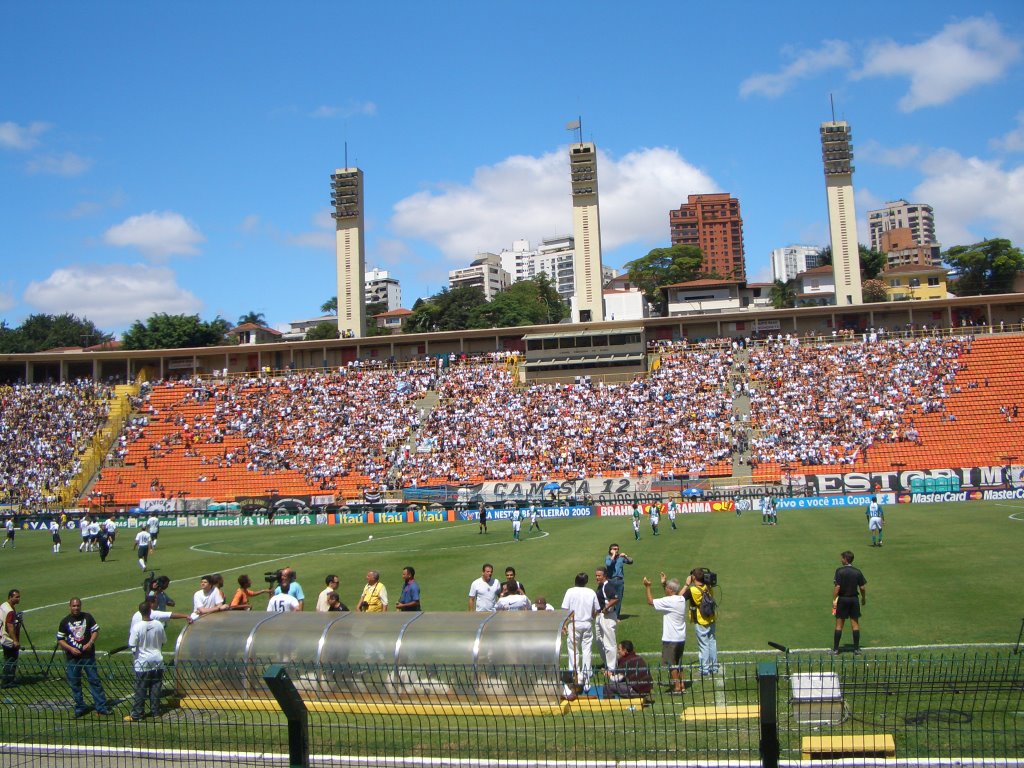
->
<box><xmin>699</xmin><ymin>568</ymin><xmax>718</xmax><ymax>587</ymax></box>
<box><xmin>264</xmin><ymin>569</ymin><xmax>284</xmax><ymax>585</ymax></box>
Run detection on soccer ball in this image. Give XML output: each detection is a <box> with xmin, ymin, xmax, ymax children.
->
<box><xmin>368</xmin><ymin>535</ymin><xmax>374</xmax><ymax>540</ymax></box>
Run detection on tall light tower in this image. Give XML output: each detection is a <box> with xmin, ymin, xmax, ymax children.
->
<box><xmin>820</xmin><ymin>120</ymin><xmax>863</xmax><ymax>305</ymax></box>
<box><xmin>568</xmin><ymin>135</ymin><xmax>605</xmax><ymax>323</ymax></box>
<box><xmin>331</xmin><ymin>167</ymin><xmax>366</xmax><ymax>338</ymax></box>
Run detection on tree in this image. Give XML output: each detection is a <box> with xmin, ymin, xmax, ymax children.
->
<box><xmin>405</xmin><ymin>286</ymin><xmax>488</xmax><ymax>333</ymax></box>
<box><xmin>943</xmin><ymin>238</ymin><xmax>1024</xmax><ymax>296</ymax></box>
<box><xmin>862</xmin><ymin>278</ymin><xmax>889</xmax><ymax>303</ymax></box>
<box><xmin>237</xmin><ymin>311</ymin><xmax>267</xmax><ymax>326</ymax></box>
<box><xmin>769</xmin><ymin>279</ymin><xmax>797</xmax><ymax>309</ymax></box>
<box><xmin>304</xmin><ymin>321</ymin><xmax>340</xmax><ymax>341</ymax></box>
<box><xmin>815</xmin><ymin>244</ymin><xmax>887</xmax><ymax>279</ymax></box>
<box><xmin>0</xmin><ymin>313</ymin><xmax>111</xmax><ymax>353</ymax></box>
<box><xmin>469</xmin><ymin>276</ymin><xmax>569</xmax><ymax>328</ymax></box>
<box><xmin>121</xmin><ymin>313</ymin><xmax>231</xmax><ymax>350</ymax></box>
<box><xmin>623</xmin><ymin>244</ymin><xmax>706</xmax><ymax>313</ymax></box>
<box><xmin>320</xmin><ymin>296</ymin><xmax>338</xmax><ymax>314</ymax></box>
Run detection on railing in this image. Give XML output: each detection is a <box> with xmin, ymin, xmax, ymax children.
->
<box><xmin>1</xmin><ymin>650</ymin><xmax>1020</xmax><ymax>767</ymax></box>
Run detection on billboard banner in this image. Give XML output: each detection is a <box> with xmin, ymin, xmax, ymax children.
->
<box><xmin>776</xmin><ymin>493</ymin><xmax>896</xmax><ymax>510</ymax></box>
<box><xmin>455</xmin><ymin>505</ymin><xmax>592</xmax><ymax>521</ymax></box>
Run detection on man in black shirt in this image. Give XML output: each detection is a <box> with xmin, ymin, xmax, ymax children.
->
<box><xmin>830</xmin><ymin>551</ymin><xmax>867</xmax><ymax>655</ymax></box>
<box><xmin>56</xmin><ymin>598</ymin><xmax>110</xmax><ymax>716</ymax></box>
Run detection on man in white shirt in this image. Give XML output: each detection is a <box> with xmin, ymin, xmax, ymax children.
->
<box><xmin>643</xmin><ymin>572</ymin><xmax>688</xmax><ymax>694</ymax></box>
<box><xmin>316</xmin><ymin>575</ymin><xmax>340</xmax><ymax>612</ymax></box>
<box><xmin>561</xmin><ymin>572</ymin><xmax>600</xmax><ymax>691</ymax></box>
<box><xmin>467</xmin><ymin>564</ymin><xmax>501</xmax><ymax>612</ymax></box>
<box><xmin>267</xmin><ymin>591</ymin><xmax>301</xmax><ymax>612</ymax></box>
<box><xmin>190</xmin><ymin>575</ymin><xmax>227</xmax><ymax>620</ymax></box>
<box><xmin>126</xmin><ymin>602</ymin><xmax>167</xmax><ymax>721</ymax></box>
<box><xmin>496</xmin><ymin>582</ymin><xmax>530</xmax><ymax>611</ymax></box>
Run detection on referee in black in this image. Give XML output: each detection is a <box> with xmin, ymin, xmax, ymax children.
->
<box><xmin>830</xmin><ymin>550</ymin><xmax>867</xmax><ymax>655</ymax></box>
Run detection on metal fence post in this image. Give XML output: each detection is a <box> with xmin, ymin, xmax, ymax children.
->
<box><xmin>757</xmin><ymin>661</ymin><xmax>780</xmax><ymax>768</ymax></box>
<box><xmin>263</xmin><ymin>664</ymin><xmax>309</xmax><ymax>768</ymax></box>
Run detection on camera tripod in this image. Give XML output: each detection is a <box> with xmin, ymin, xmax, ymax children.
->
<box><xmin>8</xmin><ymin>614</ymin><xmax>60</xmax><ymax>682</ymax></box>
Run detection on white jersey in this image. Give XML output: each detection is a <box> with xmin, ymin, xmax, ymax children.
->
<box><xmin>134</xmin><ymin>530</ymin><xmax>153</xmax><ymax>549</ymax></box>
<box><xmin>87</xmin><ymin>522</ymin><xmax>101</xmax><ymax>537</ymax></box>
<box><xmin>49</xmin><ymin>521</ymin><xmax>60</xmax><ymax>534</ymax></box>
<box><xmin>80</xmin><ymin>520</ymin><xmax>90</xmax><ymax>538</ymax></box>
<box><xmin>267</xmin><ymin>593</ymin><xmax>300</xmax><ymax>612</ymax></box>
<box><xmin>147</xmin><ymin>516</ymin><xmax>160</xmax><ymax>535</ymax></box>
<box><xmin>104</xmin><ymin>519</ymin><xmax>117</xmax><ymax>535</ymax></box>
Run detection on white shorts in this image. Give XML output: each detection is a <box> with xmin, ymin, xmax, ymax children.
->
<box><xmin>868</xmin><ymin>516</ymin><xmax>883</xmax><ymax>531</ymax></box>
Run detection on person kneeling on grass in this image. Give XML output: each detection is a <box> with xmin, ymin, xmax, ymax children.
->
<box><xmin>604</xmin><ymin>641</ymin><xmax>653</xmax><ymax>701</ymax></box>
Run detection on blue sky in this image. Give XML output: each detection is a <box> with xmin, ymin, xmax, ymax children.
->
<box><xmin>2</xmin><ymin>2</ymin><xmax>1022</xmax><ymax>335</ymax></box>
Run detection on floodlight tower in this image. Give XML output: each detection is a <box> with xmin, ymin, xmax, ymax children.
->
<box><xmin>568</xmin><ymin>138</ymin><xmax>606</xmax><ymax>323</ymax></box>
<box><xmin>820</xmin><ymin>119</ymin><xmax>863</xmax><ymax>305</ymax></box>
<box><xmin>331</xmin><ymin>166</ymin><xmax>366</xmax><ymax>338</ymax></box>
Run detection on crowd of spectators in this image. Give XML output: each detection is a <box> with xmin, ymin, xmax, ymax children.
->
<box><xmin>745</xmin><ymin>335</ymin><xmax>966</xmax><ymax>467</ymax></box>
<box><xmin>0</xmin><ymin>380</ymin><xmax>114</xmax><ymax>507</ymax></box>
<box><xmin>389</xmin><ymin>347</ymin><xmax>736</xmax><ymax>486</ymax></box>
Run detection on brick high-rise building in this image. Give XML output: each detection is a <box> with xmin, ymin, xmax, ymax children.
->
<box><xmin>668</xmin><ymin>193</ymin><xmax>746</xmax><ymax>280</ymax></box>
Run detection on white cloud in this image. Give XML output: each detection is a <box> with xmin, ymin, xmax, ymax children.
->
<box><xmin>857</xmin><ymin>139</ymin><xmax>922</xmax><ymax>168</ymax></box>
<box><xmin>740</xmin><ymin>40</ymin><xmax>852</xmax><ymax>98</ymax></box>
<box><xmin>913</xmin><ymin>149</ymin><xmax>1024</xmax><ymax>246</ymax></box>
<box><xmin>855</xmin><ymin>17</ymin><xmax>1022</xmax><ymax>112</ymax></box>
<box><xmin>310</xmin><ymin>102</ymin><xmax>377</xmax><ymax>119</ymax></box>
<box><xmin>26</xmin><ymin>151</ymin><xmax>92</xmax><ymax>176</ymax></box>
<box><xmin>0</xmin><ymin>120</ymin><xmax>50</xmax><ymax>150</ymax></box>
<box><xmin>391</xmin><ymin>147</ymin><xmax>717</xmax><ymax>261</ymax></box>
<box><xmin>23</xmin><ymin>263</ymin><xmax>203</xmax><ymax>329</ymax></box>
<box><xmin>0</xmin><ymin>286</ymin><xmax>15</xmax><ymax>313</ymax></box>
<box><xmin>991</xmin><ymin>112</ymin><xmax>1024</xmax><ymax>153</ymax></box>
<box><xmin>104</xmin><ymin>211</ymin><xmax>204</xmax><ymax>260</ymax></box>
<box><xmin>372</xmin><ymin>238</ymin><xmax>411</xmax><ymax>266</ymax></box>
<box><xmin>240</xmin><ymin>214</ymin><xmax>262</xmax><ymax>233</ymax></box>
<box><xmin>284</xmin><ymin>209</ymin><xmax>335</xmax><ymax>249</ymax></box>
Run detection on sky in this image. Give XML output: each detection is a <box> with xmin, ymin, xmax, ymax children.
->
<box><xmin>2</xmin><ymin>2</ymin><xmax>1023</xmax><ymax>336</ymax></box>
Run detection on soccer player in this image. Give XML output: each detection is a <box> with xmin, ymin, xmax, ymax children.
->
<box><xmin>866</xmin><ymin>496</ymin><xmax>884</xmax><ymax>547</ymax></box>
<box><xmin>50</xmin><ymin>519</ymin><xmax>62</xmax><ymax>554</ymax></box>
<box><xmin>631</xmin><ymin>503</ymin><xmax>642</xmax><ymax>541</ymax></box>
<box><xmin>528</xmin><ymin>503</ymin><xmax>542</xmax><ymax>532</ymax></box>
<box><xmin>134</xmin><ymin>523</ymin><xmax>153</xmax><ymax>571</ymax></box>
<box><xmin>511</xmin><ymin>505</ymin><xmax>523</xmax><ymax>541</ymax></box>
<box><xmin>649</xmin><ymin>504</ymin><xmax>660</xmax><ymax>536</ymax></box>
<box><xmin>146</xmin><ymin>513</ymin><xmax>160</xmax><ymax>550</ymax></box>
<box><xmin>667</xmin><ymin>498</ymin><xmax>678</xmax><ymax>531</ymax></box>
<box><xmin>2</xmin><ymin>518</ymin><xmax>15</xmax><ymax>549</ymax></box>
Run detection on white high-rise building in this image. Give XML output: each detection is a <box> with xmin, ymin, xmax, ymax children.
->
<box><xmin>500</xmin><ymin>236</ymin><xmax>576</xmax><ymax>298</ymax></box>
<box><xmin>867</xmin><ymin>200</ymin><xmax>937</xmax><ymax>252</ymax></box>
<box><xmin>331</xmin><ymin>167</ymin><xmax>366</xmax><ymax>337</ymax></box>
<box><xmin>448</xmin><ymin>253</ymin><xmax>511</xmax><ymax>300</ymax></box>
<box><xmin>365</xmin><ymin>267</ymin><xmax>401</xmax><ymax>311</ymax></box>
<box><xmin>569</xmin><ymin>141</ymin><xmax>605</xmax><ymax>322</ymax></box>
<box><xmin>770</xmin><ymin>245</ymin><xmax>821</xmax><ymax>283</ymax></box>
<box><xmin>820</xmin><ymin>121</ymin><xmax>863</xmax><ymax>305</ymax></box>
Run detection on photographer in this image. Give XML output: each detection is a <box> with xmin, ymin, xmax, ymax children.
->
<box><xmin>1</xmin><ymin>589</ymin><xmax>21</xmax><ymax>687</ymax></box>
<box><xmin>358</xmin><ymin>571</ymin><xmax>388</xmax><ymax>612</ymax></box>
<box><xmin>683</xmin><ymin>568</ymin><xmax>719</xmax><ymax>677</ymax></box>
<box><xmin>604</xmin><ymin>544</ymin><xmax>634</xmax><ymax>615</ymax></box>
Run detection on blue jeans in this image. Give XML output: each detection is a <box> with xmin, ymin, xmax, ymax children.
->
<box><xmin>131</xmin><ymin>667</ymin><xmax>164</xmax><ymax>719</ymax></box>
<box><xmin>695</xmin><ymin>622</ymin><xmax>719</xmax><ymax>675</ymax></box>
<box><xmin>66</xmin><ymin>657</ymin><xmax>108</xmax><ymax>715</ymax></box>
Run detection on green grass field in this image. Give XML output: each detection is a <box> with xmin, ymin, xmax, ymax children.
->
<box><xmin>8</xmin><ymin>498</ymin><xmax>1024</xmax><ymax>659</ymax></box>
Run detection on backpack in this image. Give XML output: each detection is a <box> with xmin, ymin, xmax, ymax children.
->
<box><xmin>697</xmin><ymin>586</ymin><xmax>716</xmax><ymax>620</ymax></box>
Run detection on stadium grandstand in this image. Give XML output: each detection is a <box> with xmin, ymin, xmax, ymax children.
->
<box><xmin>2</xmin><ymin>324</ymin><xmax>1023</xmax><ymax>511</ymax></box>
